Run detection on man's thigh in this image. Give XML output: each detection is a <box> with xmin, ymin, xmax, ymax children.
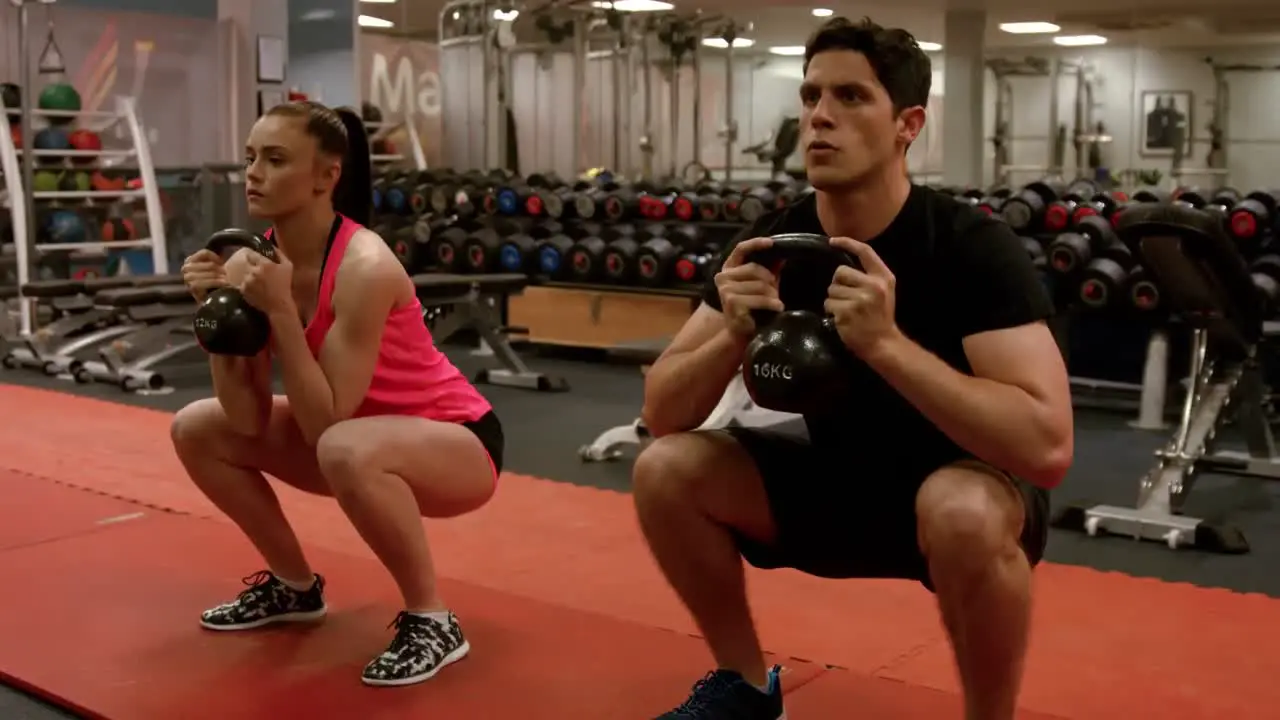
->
<box><xmin>720</xmin><ymin>427</ymin><xmax>1048</xmax><ymax>587</ymax></box>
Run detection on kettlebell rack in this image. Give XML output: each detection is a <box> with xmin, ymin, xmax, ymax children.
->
<box><xmin>0</xmin><ymin>0</ymin><xmax>168</xmax><ymax>337</ymax></box>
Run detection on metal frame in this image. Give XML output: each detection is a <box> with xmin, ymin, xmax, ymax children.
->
<box><xmin>579</xmin><ymin>372</ymin><xmax>796</xmax><ymax>462</ymax></box>
<box><xmin>1076</xmin><ymin>327</ymin><xmax>1280</xmax><ymax>550</ymax></box>
<box><xmin>423</xmin><ymin>281</ymin><xmax>568</xmax><ymax>392</ymax></box>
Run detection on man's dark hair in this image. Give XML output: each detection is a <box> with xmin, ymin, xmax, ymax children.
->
<box><xmin>803</xmin><ymin>17</ymin><xmax>932</xmax><ymax>112</ymax></box>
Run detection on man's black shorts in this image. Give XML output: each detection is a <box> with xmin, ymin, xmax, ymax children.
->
<box><xmin>719</xmin><ymin>426</ymin><xmax>1050</xmax><ymax>591</ymax></box>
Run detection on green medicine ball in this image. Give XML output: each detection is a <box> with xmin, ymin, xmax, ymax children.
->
<box><xmin>38</xmin><ymin>83</ymin><xmax>81</xmax><ymax>125</ymax></box>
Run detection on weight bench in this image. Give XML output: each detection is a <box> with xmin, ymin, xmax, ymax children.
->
<box><xmin>71</xmin><ymin>284</ymin><xmax>200</xmax><ymax>393</ymax></box>
<box><xmin>412</xmin><ymin>272</ymin><xmax>569</xmax><ymax>392</ymax></box>
<box><xmin>3</xmin><ymin>276</ymin><xmax>161</xmax><ymax>374</ymax></box>
<box><xmin>579</xmin><ymin>338</ymin><xmax>797</xmax><ymax>462</ymax></box>
<box><xmin>1055</xmin><ymin>202</ymin><xmax>1277</xmax><ymax>552</ymax></box>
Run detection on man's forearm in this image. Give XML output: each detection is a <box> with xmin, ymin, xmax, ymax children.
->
<box><xmin>864</xmin><ymin>331</ymin><xmax>1070</xmax><ymax>486</ymax></box>
<box><xmin>269</xmin><ymin>311</ymin><xmax>337</xmax><ymax>445</ymax></box>
<box><xmin>642</xmin><ymin>328</ymin><xmax>751</xmax><ymax>436</ymax></box>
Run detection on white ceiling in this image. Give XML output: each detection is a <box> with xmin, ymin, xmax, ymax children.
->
<box><xmin>353</xmin><ymin>0</ymin><xmax>1280</xmax><ymax>50</ymax></box>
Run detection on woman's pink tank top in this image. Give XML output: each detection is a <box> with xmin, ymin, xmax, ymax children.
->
<box><xmin>291</xmin><ymin>216</ymin><xmax>493</xmax><ymax>423</ymax></box>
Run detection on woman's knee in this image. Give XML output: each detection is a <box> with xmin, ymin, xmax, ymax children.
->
<box><xmin>170</xmin><ymin>398</ymin><xmax>230</xmax><ymax>459</ymax></box>
<box><xmin>315</xmin><ymin>423</ymin><xmax>367</xmax><ymax>486</ymax></box>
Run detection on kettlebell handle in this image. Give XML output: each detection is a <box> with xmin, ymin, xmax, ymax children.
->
<box><xmin>206</xmin><ymin>229</ymin><xmax>279</xmax><ymax>263</ymax></box>
<box><xmin>746</xmin><ymin>233</ymin><xmax>858</xmax><ymax>329</ymax></box>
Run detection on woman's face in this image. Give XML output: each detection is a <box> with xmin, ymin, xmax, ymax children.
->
<box><xmin>243</xmin><ymin>114</ymin><xmax>340</xmax><ymax>219</ymax></box>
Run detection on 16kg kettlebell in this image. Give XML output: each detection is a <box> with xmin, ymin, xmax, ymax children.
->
<box><xmin>741</xmin><ymin>233</ymin><xmax>859</xmax><ymax>415</ymax></box>
<box><xmin>193</xmin><ymin>229</ymin><xmax>278</xmax><ymax>357</ymax></box>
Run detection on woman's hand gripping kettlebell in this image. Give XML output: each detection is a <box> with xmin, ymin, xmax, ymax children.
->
<box><xmin>714</xmin><ymin>237</ymin><xmax>785</xmax><ymax>337</ymax></box>
<box><xmin>181</xmin><ymin>249</ymin><xmax>229</xmax><ymax>303</ymax></box>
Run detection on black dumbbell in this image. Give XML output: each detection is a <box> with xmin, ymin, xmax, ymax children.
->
<box><xmin>1228</xmin><ymin>190</ymin><xmax>1280</xmax><ymax>248</ymax></box>
<box><xmin>1126</xmin><ymin>266</ymin><xmax>1161</xmax><ymax>313</ymax></box>
<box><xmin>1000</xmin><ymin>180</ymin><xmax>1065</xmax><ymax>233</ymax></box>
<box><xmin>1078</xmin><ymin>239</ymin><xmax>1136</xmax><ymax>310</ymax></box>
<box><xmin>1250</xmin><ymin>254</ymin><xmax>1280</xmax><ymax>317</ymax></box>
<box><xmin>1047</xmin><ymin>215</ymin><xmax>1118</xmax><ymax>275</ymax></box>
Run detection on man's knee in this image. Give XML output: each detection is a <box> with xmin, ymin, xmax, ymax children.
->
<box><xmin>916</xmin><ymin>462</ymin><xmax>1025</xmax><ymax>572</ymax></box>
<box><xmin>632</xmin><ymin>433</ymin><xmax>713</xmax><ymax>511</ymax></box>
<box><xmin>170</xmin><ymin>398</ymin><xmax>229</xmax><ymax>457</ymax></box>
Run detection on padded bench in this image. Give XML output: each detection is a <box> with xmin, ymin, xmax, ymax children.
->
<box><xmin>410</xmin><ymin>272</ymin><xmax>528</xmax><ymax>302</ymax></box>
<box><xmin>22</xmin><ymin>274</ymin><xmax>183</xmax><ymax>300</ymax></box>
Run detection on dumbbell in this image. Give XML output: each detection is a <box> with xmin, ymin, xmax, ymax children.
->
<box><xmin>1250</xmin><ymin>254</ymin><xmax>1280</xmax><ymax>317</ymax></box>
<box><xmin>1129</xmin><ymin>187</ymin><xmax>1168</xmax><ymax>203</ymax></box>
<box><xmin>1046</xmin><ymin>215</ymin><xmax>1118</xmax><ymax>275</ymax></box>
<box><xmin>535</xmin><ymin>233</ymin><xmax>575</xmax><ymax>279</ymax></box>
<box><xmin>1077</xmin><ymin>239</ymin><xmax>1135</xmax><ymax>310</ymax></box>
<box><xmin>567</xmin><ymin>235</ymin><xmax>608</xmax><ymax>283</ymax></box>
<box><xmin>425</xmin><ymin>225</ymin><xmax>469</xmax><ymax>273</ymax></box>
<box><xmin>975</xmin><ymin>196</ymin><xmax>1005</xmax><ymax>216</ymax></box>
<box><xmin>1126</xmin><ymin>266</ymin><xmax>1161</xmax><ymax>313</ymax></box>
<box><xmin>1000</xmin><ymin>180</ymin><xmax>1066</xmax><ymax>233</ymax></box>
<box><xmin>1228</xmin><ymin>190</ymin><xmax>1280</xmax><ymax>252</ymax></box>
<box><xmin>673</xmin><ymin>242</ymin><xmax>722</xmax><ymax>285</ymax></box>
<box><xmin>463</xmin><ymin>227</ymin><xmax>507</xmax><ymax>272</ymax></box>
<box><xmin>1211</xmin><ymin>187</ymin><xmax>1240</xmax><ymax>208</ymax></box>
<box><xmin>1022</xmin><ymin>237</ymin><xmax>1046</xmax><ymax>266</ymax></box>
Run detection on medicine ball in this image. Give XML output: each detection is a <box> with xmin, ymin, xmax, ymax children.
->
<box><xmin>38</xmin><ymin>83</ymin><xmax>81</xmax><ymax>124</ymax></box>
<box><xmin>33</xmin><ymin>127</ymin><xmax>70</xmax><ymax>150</ymax></box>
<box><xmin>361</xmin><ymin>102</ymin><xmax>384</xmax><ymax>125</ymax></box>
<box><xmin>102</xmin><ymin>217</ymin><xmax>137</xmax><ymax>242</ymax></box>
<box><xmin>32</xmin><ymin>170</ymin><xmax>60</xmax><ymax>193</ymax></box>
<box><xmin>67</xmin><ymin>129</ymin><xmax>102</xmax><ymax>163</ymax></box>
<box><xmin>1</xmin><ymin>82</ymin><xmax>19</xmax><ymax>123</ymax></box>
<box><xmin>46</xmin><ymin>209</ymin><xmax>87</xmax><ymax>244</ymax></box>
<box><xmin>9</xmin><ymin>123</ymin><xmax>20</xmax><ymax>148</ymax></box>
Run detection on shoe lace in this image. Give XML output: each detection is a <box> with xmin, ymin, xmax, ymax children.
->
<box><xmin>235</xmin><ymin>570</ymin><xmax>276</xmax><ymax>603</ymax></box>
<box><xmin>383</xmin><ymin>611</ymin><xmax>446</xmax><ymax>657</ymax></box>
<box><xmin>669</xmin><ymin>671</ymin><xmax>739</xmax><ymax>717</ymax></box>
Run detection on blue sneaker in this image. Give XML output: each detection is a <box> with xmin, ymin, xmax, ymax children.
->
<box><xmin>657</xmin><ymin>665</ymin><xmax>785</xmax><ymax>719</ymax></box>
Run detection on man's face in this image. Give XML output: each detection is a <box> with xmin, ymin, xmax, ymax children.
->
<box><xmin>799</xmin><ymin>49</ymin><xmax>925</xmax><ymax>190</ymax></box>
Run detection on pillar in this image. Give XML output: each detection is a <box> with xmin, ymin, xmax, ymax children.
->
<box><xmin>216</xmin><ymin>0</ymin><xmax>288</xmax><ymax>161</ymax></box>
<box><xmin>941</xmin><ymin>9</ymin><xmax>986</xmax><ymax>188</ymax></box>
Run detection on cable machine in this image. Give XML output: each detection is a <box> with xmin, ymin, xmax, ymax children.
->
<box><xmin>1</xmin><ymin>0</ymin><xmax>167</xmax><ymax>336</ymax></box>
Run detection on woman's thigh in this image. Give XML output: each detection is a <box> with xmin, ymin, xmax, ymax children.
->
<box><xmin>181</xmin><ymin>395</ymin><xmax>329</xmax><ymax>496</ymax></box>
<box><xmin>316</xmin><ymin>416</ymin><xmax>496</xmax><ymax>517</ymax></box>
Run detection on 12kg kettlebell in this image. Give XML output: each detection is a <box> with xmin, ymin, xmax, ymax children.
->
<box><xmin>741</xmin><ymin>233</ymin><xmax>860</xmax><ymax>415</ymax></box>
<box><xmin>193</xmin><ymin>229</ymin><xmax>278</xmax><ymax>357</ymax></box>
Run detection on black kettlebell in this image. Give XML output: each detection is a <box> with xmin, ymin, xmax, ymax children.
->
<box><xmin>741</xmin><ymin>233</ymin><xmax>859</xmax><ymax>415</ymax></box>
<box><xmin>193</xmin><ymin>229</ymin><xmax>279</xmax><ymax>357</ymax></box>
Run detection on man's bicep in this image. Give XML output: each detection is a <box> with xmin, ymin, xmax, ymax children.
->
<box><xmin>951</xmin><ymin>219</ymin><xmax>1054</xmax><ymax>337</ymax></box>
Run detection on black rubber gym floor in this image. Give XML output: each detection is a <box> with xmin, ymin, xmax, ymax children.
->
<box><xmin>3</xmin><ymin>342</ymin><xmax>1279</xmax><ymax>717</ymax></box>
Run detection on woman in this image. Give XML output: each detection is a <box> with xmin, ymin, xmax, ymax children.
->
<box><xmin>173</xmin><ymin>101</ymin><xmax>503</xmax><ymax>687</ymax></box>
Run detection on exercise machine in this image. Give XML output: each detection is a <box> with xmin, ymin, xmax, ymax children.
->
<box><xmin>413</xmin><ymin>272</ymin><xmax>569</xmax><ymax>392</ymax></box>
<box><xmin>1055</xmin><ymin>203</ymin><xmax>1279</xmax><ymax>552</ymax></box>
<box><xmin>579</xmin><ymin>363</ymin><xmax>796</xmax><ymax>462</ymax></box>
<box><xmin>71</xmin><ymin>284</ymin><xmax>200</xmax><ymax>392</ymax></box>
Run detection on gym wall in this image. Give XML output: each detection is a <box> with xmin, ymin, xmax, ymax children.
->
<box><xmin>983</xmin><ymin>44</ymin><xmax>1280</xmax><ymax>191</ymax></box>
<box><xmin>0</xmin><ymin>2</ymin><xmax>220</xmax><ymax>166</ymax></box>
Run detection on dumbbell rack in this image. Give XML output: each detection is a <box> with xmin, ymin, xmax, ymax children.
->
<box><xmin>0</xmin><ymin>94</ymin><xmax>168</xmax><ymax>336</ymax></box>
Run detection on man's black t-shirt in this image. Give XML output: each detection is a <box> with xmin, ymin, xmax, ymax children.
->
<box><xmin>702</xmin><ymin>184</ymin><xmax>1056</xmax><ymax>473</ymax></box>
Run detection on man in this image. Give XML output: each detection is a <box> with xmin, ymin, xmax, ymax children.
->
<box><xmin>632</xmin><ymin>17</ymin><xmax>1073</xmax><ymax>720</ymax></box>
